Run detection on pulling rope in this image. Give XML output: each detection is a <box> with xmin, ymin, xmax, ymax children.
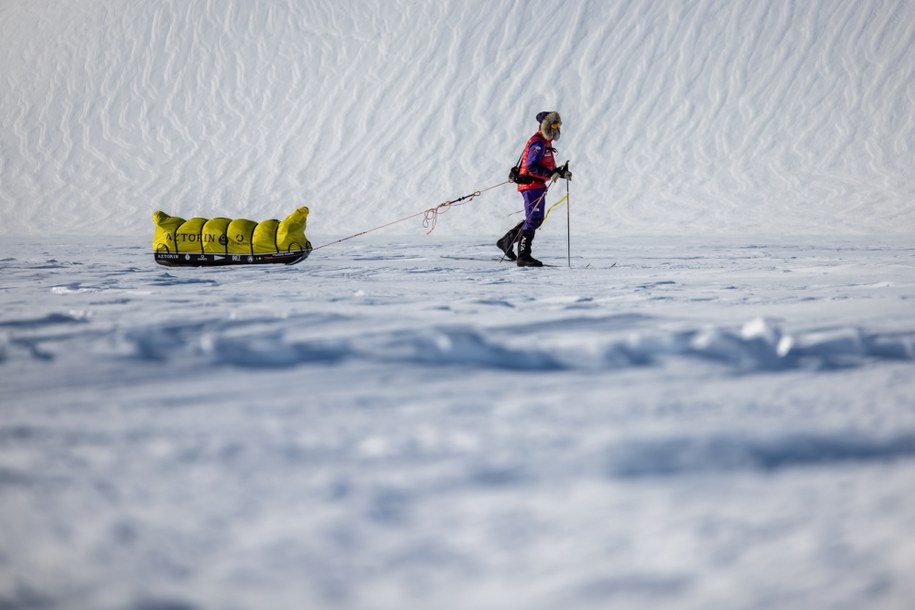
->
<box><xmin>311</xmin><ymin>180</ymin><xmax>511</xmax><ymax>251</ymax></box>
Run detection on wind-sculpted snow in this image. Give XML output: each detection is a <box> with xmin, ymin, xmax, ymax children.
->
<box><xmin>34</xmin><ymin>314</ymin><xmax>909</xmax><ymax>374</ymax></box>
<box><xmin>2</xmin><ymin>0</ymin><xmax>914</xmax><ymax>237</ymax></box>
<box><xmin>1</xmin><ymin>236</ymin><xmax>913</xmax><ymax>380</ymax></box>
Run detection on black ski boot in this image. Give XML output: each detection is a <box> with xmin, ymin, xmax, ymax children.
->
<box><xmin>516</xmin><ymin>230</ymin><xmax>543</xmax><ymax>267</ymax></box>
<box><xmin>496</xmin><ymin>222</ymin><xmax>523</xmax><ymax>261</ymax></box>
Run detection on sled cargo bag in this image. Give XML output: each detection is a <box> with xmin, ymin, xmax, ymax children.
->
<box><xmin>175</xmin><ymin>217</ymin><xmax>207</xmax><ymax>254</ymax></box>
<box><xmin>152</xmin><ymin>207</ymin><xmax>313</xmax><ymax>266</ymax></box>
<box><xmin>227</xmin><ymin>218</ymin><xmax>258</xmax><ymax>255</ymax></box>
<box><xmin>202</xmin><ymin>218</ymin><xmax>231</xmax><ymax>254</ymax></box>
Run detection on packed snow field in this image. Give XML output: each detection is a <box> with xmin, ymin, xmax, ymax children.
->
<box><xmin>3</xmin><ymin>235</ymin><xmax>915</xmax><ymax>609</ymax></box>
<box><xmin>3</xmin><ymin>0</ymin><xmax>915</xmax><ymax>608</ymax></box>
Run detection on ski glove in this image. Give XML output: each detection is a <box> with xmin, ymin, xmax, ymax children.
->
<box><xmin>552</xmin><ymin>168</ymin><xmax>572</xmax><ymax>181</ymax></box>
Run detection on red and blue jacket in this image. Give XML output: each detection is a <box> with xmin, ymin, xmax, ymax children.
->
<box><xmin>517</xmin><ymin>132</ymin><xmax>557</xmax><ymax>192</ymax></box>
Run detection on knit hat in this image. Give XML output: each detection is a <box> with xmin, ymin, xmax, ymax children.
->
<box><xmin>537</xmin><ymin>111</ymin><xmax>561</xmax><ymax>141</ymax></box>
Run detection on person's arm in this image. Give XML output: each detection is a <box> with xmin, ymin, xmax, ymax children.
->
<box><xmin>525</xmin><ymin>141</ymin><xmax>553</xmax><ymax>180</ymax></box>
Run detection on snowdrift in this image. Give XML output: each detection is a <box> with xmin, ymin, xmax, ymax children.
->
<box><xmin>50</xmin><ymin>312</ymin><xmax>912</xmax><ymax>374</ymax></box>
<box><xmin>151</xmin><ymin>207</ymin><xmax>311</xmax><ymax>266</ymax></box>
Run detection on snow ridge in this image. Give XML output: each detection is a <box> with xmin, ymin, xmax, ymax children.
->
<box><xmin>4</xmin><ymin>309</ymin><xmax>912</xmax><ymax>374</ymax></box>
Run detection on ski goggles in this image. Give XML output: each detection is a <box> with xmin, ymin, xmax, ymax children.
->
<box><xmin>550</xmin><ymin>121</ymin><xmax>561</xmax><ymax>129</ymax></box>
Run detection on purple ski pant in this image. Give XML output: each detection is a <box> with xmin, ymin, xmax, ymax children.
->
<box><xmin>521</xmin><ymin>188</ymin><xmax>548</xmax><ymax>232</ymax></box>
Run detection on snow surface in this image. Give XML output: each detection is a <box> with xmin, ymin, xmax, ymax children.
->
<box><xmin>2</xmin><ymin>1</ymin><xmax>915</xmax><ymax>609</ymax></box>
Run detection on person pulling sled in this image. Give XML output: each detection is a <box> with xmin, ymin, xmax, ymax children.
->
<box><xmin>499</xmin><ymin>111</ymin><xmax>572</xmax><ymax>267</ymax></box>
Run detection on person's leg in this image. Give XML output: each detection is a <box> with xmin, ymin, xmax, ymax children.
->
<box><xmin>517</xmin><ymin>189</ymin><xmax>546</xmax><ymax>267</ymax></box>
<box><xmin>522</xmin><ymin>189</ymin><xmax>546</xmax><ymax>232</ymax></box>
<box><xmin>496</xmin><ymin>221</ymin><xmax>524</xmax><ymax>260</ymax></box>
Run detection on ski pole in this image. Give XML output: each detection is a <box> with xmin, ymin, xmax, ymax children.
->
<box><xmin>566</xmin><ymin>175</ymin><xmax>571</xmax><ymax>267</ymax></box>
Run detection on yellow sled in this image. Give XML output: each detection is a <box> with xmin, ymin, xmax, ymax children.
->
<box><xmin>152</xmin><ymin>207</ymin><xmax>312</xmax><ymax>267</ymax></box>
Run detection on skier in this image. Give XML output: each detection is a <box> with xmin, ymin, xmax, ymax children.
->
<box><xmin>497</xmin><ymin>111</ymin><xmax>572</xmax><ymax>266</ymax></box>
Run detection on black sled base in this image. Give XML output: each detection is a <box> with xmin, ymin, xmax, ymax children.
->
<box><xmin>155</xmin><ymin>249</ymin><xmax>311</xmax><ymax>267</ymax></box>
